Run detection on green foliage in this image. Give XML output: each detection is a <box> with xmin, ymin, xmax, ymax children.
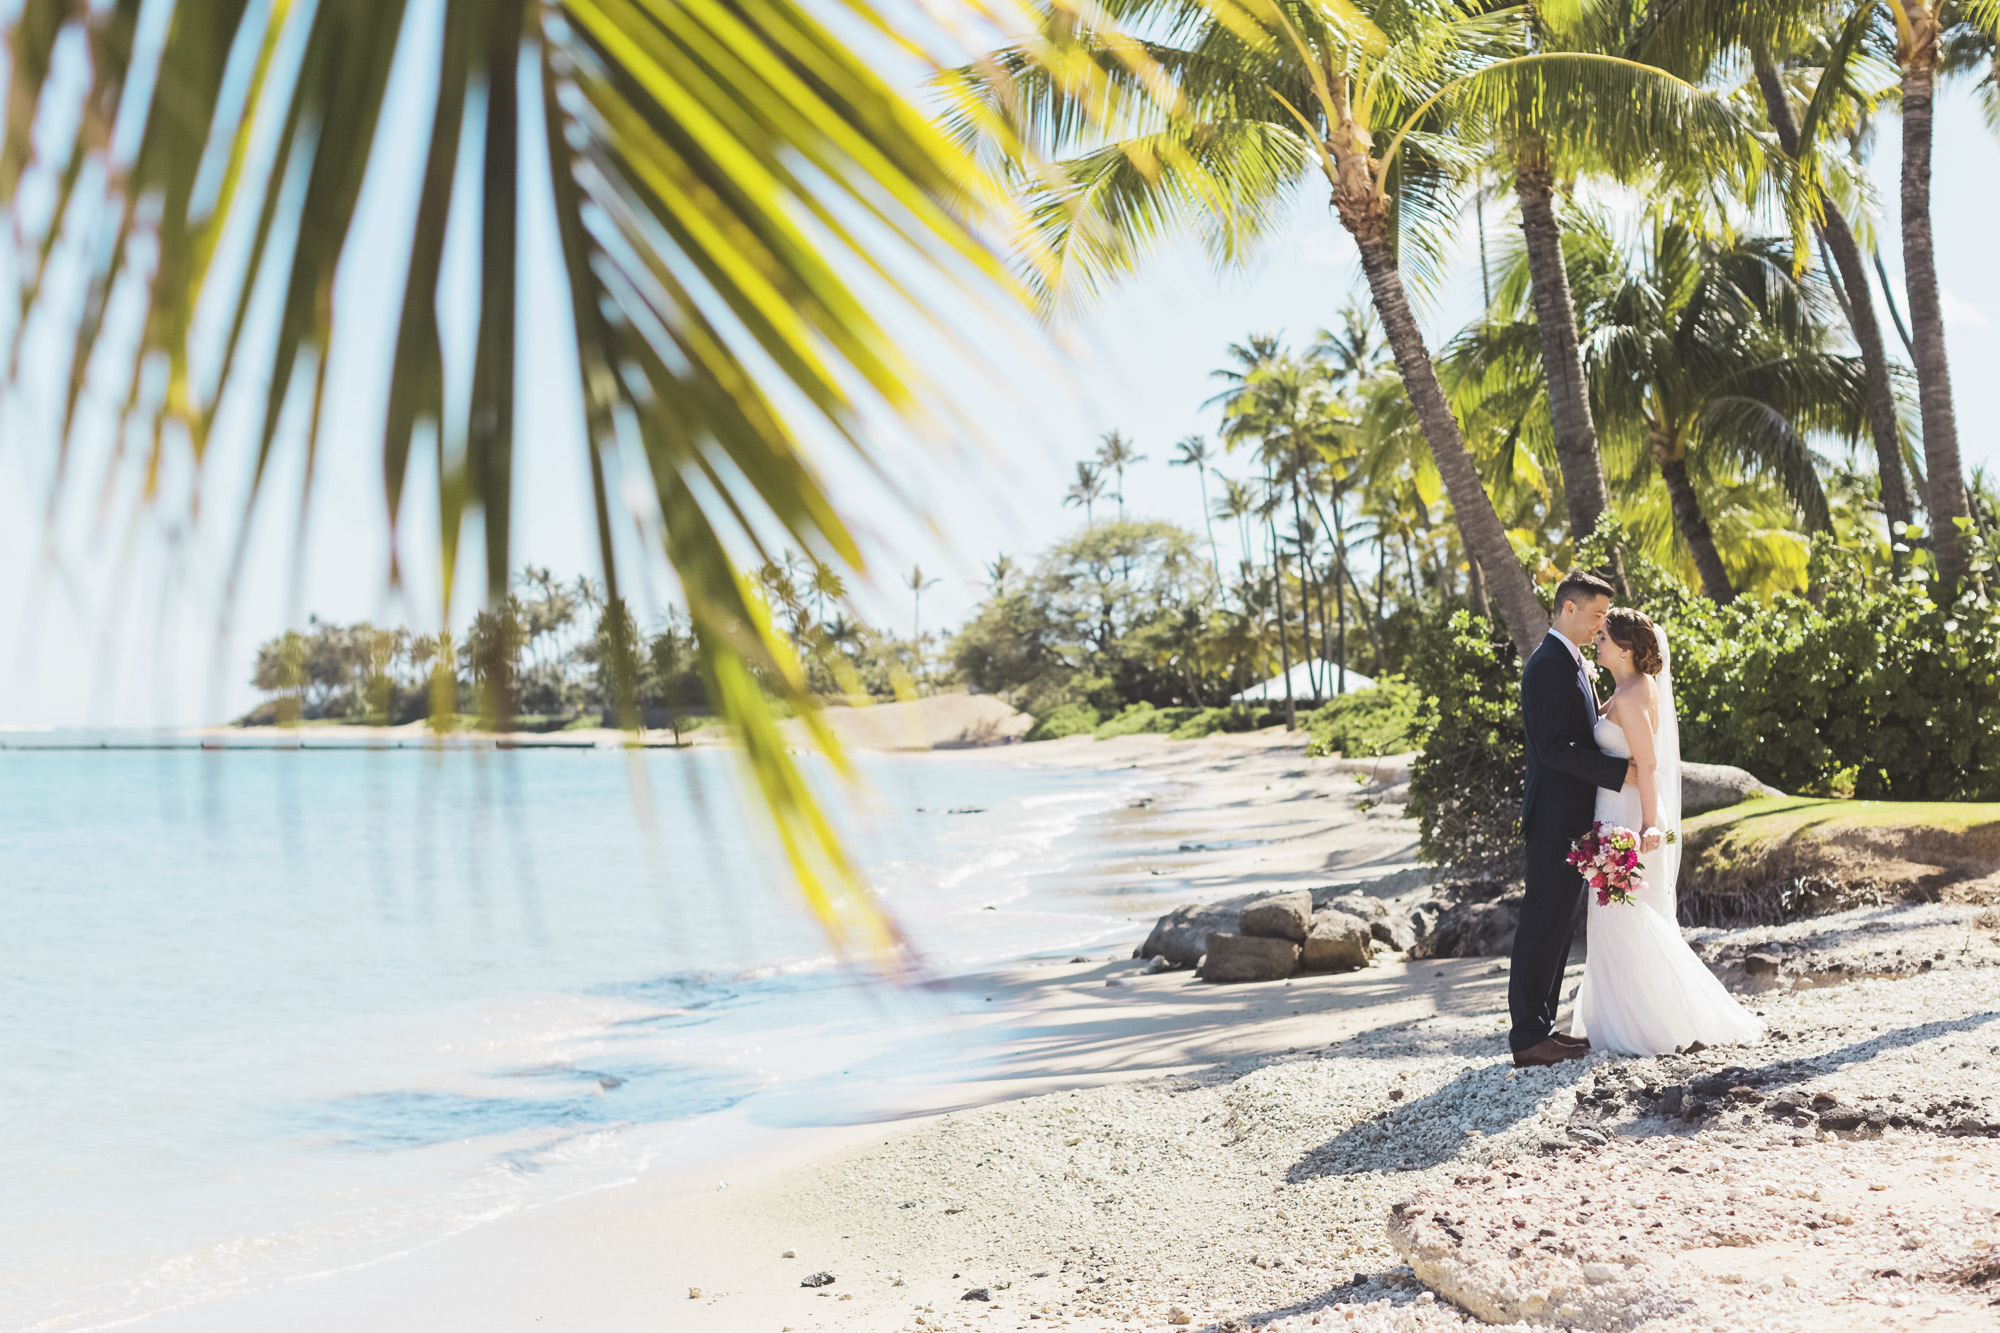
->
<box><xmin>1025</xmin><ymin>703</ymin><xmax>1101</xmax><ymax>742</ymax></box>
<box><xmin>1407</xmin><ymin>612</ymin><xmax>1526</xmax><ymax>870</ymax></box>
<box><xmin>1631</xmin><ymin>535</ymin><xmax>2000</xmax><ymax>800</ymax></box>
<box><xmin>1093</xmin><ymin>703</ymin><xmax>1198</xmax><ymax>739</ymax></box>
<box><xmin>1302</xmin><ymin>681</ymin><xmax>1422</xmax><ymax>758</ymax></box>
<box><xmin>952</xmin><ymin>519</ymin><xmax>1256</xmax><ymax>713</ymax></box>
<box><xmin>1170</xmin><ymin>703</ymin><xmax>1276</xmax><ymax>738</ymax></box>
<box><xmin>248</xmin><ymin>619</ymin><xmax>427</xmax><ymax>725</ymax></box>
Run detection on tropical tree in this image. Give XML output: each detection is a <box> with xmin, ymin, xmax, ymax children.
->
<box><xmin>1627</xmin><ymin>0</ymin><xmax>1919</xmax><ymax>554</ymax></box>
<box><xmin>1464</xmin><ymin>217</ymin><xmax>1873</xmax><ymax>603</ymax></box>
<box><xmin>1882</xmin><ymin>0</ymin><xmax>1991</xmax><ymax>586</ymax></box>
<box><xmin>1169</xmin><ymin>434</ymin><xmax>1225</xmax><ymax>579</ymax></box>
<box><xmin>1213</xmin><ymin>475</ymin><xmax>1261</xmax><ymax>575</ymax></box>
<box><xmin>1095</xmin><ymin>430</ymin><xmax>1147</xmax><ymax>520</ymax></box>
<box><xmin>1473</xmin><ymin>1</ymin><xmax>1792</xmax><ymax>571</ymax></box>
<box><xmin>1751</xmin><ymin>29</ymin><xmax>1918</xmax><ymax>546</ymax></box>
<box><xmin>1064</xmin><ymin>460</ymin><xmax>1109</xmax><ymax>526</ymax></box>
<box><xmin>906</xmin><ymin>565</ymin><xmax>942</xmax><ymax>662</ymax></box>
<box><xmin>945</xmin><ymin>0</ymin><xmax>1804</xmax><ymax>654</ymax></box>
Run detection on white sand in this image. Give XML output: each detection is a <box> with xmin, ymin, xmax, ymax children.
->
<box><xmin>121</xmin><ymin>729</ymin><xmax>2000</xmax><ymax>1332</ymax></box>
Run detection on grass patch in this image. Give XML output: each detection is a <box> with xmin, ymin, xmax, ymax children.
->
<box><xmin>1678</xmin><ymin>795</ymin><xmax>2000</xmax><ymax>926</ymax></box>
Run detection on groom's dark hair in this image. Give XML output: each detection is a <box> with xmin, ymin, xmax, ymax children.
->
<box><xmin>1552</xmin><ymin>569</ymin><xmax>1615</xmax><ymax>614</ymax></box>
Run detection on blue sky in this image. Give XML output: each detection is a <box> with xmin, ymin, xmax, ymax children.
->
<box><xmin>2</xmin><ymin>19</ymin><xmax>1997</xmax><ymax>727</ymax></box>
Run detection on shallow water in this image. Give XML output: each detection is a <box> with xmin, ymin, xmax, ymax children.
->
<box><xmin>0</xmin><ymin>745</ymin><xmax>1146</xmax><ymax>1332</ymax></box>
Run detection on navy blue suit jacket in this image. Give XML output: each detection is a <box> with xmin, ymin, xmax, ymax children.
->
<box><xmin>1520</xmin><ymin>634</ymin><xmax>1629</xmax><ymax>845</ymax></box>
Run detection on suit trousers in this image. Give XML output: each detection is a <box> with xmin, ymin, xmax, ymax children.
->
<box><xmin>1509</xmin><ymin>839</ymin><xmax>1588</xmax><ymax>1052</ymax></box>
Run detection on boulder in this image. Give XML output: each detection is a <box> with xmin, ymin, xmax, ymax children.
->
<box><xmin>1682</xmin><ymin>761</ymin><xmax>1784</xmax><ymax>815</ymax></box>
<box><xmin>1300</xmin><ymin>915</ymin><xmax>1373</xmax><ymax>972</ymax></box>
<box><xmin>1238</xmin><ymin>891</ymin><xmax>1313</xmax><ymax>943</ymax></box>
<box><xmin>1411</xmin><ymin>890</ymin><xmax>1524</xmax><ymax>959</ymax></box>
<box><xmin>1197</xmin><ymin>933</ymin><xmax>1301</xmax><ymax>983</ymax></box>
<box><xmin>1139</xmin><ymin>902</ymin><xmax>1241</xmax><ymax>967</ymax></box>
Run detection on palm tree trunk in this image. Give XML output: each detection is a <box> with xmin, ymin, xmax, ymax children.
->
<box><xmin>1514</xmin><ymin>148</ymin><xmax>1616</xmax><ymax>552</ymax></box>
<box><xmin>1752</xmin><ymin>60</ymin><xmax>1914</xmax><ymax>542</ymax></box>
<box><xmin>1197</xmin><ymin>467</ymin><xmax>1221</xmax><ymax>583</ymax></box>
<box><xmin>1270</xmin><ymin>529</ymin><xmax>1295</xmax><ymax>730</ymax></box>
<box><xmin>1653</xmin><ymin>438</ymin><xmax>1735</xmax><ymax>605</ymax></box>
<box><xmin>1289</xmin><ymin>493</ymin><xmax>1318</xmax><ymax>701</ymax></box>
<box><xmin>1898</xmin><ymin>12</ymin><xmax>1973</xmax><ymax>587</ymax></box>
<box><xmin>1349</xmin><ymin>225</ymin><xmax>1547</xmax><ymax>657</ymax></box>
<box><xmin>1372</xmin><ymin>560</ymin><xmax>1386</xmax><ymax>674</ymax></box>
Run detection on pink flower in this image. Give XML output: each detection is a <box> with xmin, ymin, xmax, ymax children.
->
<box><xmin>1590</xmin><ymin>873</ymin><xmax>1607</xmax><ymax>889</ymax></box>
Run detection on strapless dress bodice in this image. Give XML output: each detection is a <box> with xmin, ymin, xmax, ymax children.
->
<box><xmin>1593</xmin><ymin>715</ymin><xmax>1632</xmax><ymax>760</ymax></box>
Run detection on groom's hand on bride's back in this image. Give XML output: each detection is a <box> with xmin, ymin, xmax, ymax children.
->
<box><xmin>1627</xmin><ymin>759</ymin><xmax>1640</xmax><ymax>786</ymax></box>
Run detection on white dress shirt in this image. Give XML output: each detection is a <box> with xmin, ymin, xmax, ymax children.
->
<box><xmin>1545</xmin><ymin>629</ymin><xmax>1598</xmax><ymax>716</ymax></box>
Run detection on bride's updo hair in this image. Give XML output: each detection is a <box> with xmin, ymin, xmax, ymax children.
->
<box><xmin>1603</xmin><ymin>608</ymin><xmax>1664</xmax><ymax>675</ymax></box>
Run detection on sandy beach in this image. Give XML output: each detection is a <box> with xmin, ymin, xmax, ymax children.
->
<box><xmin>121</xmin><ymin>729</ymin><xmax>2000</xmax><ymax>1332</ymax></box>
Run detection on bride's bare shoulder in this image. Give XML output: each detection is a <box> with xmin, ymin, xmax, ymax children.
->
<box><xmin>1608</xmin><ymin>676</ymin><xmax>1658</xmax><ymax>727</ymax></box>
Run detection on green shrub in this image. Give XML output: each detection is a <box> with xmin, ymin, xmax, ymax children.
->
<box><xmin>1169</xmin><ymin>703</ymin><xmax>1276</xmax><ymax>738</ymax></box>
<box><xmin>1630</xmin><ymin>535</ymin><xmax>2000</xmax><ymax>800</ymax></box>
<box><xmin>1025</xmin><ymin>703</ymin><xmax>1101</xmax><ymax>742</ymax></box>
<box><xmin>1302</xmin><ymin>680</ymin><xmax>1421</xmax><ymax>758</ymax></box>
<box><xmin>1406</xmin><ymin>611</ymin><xmax>1524</xmax><ymax>871</ymax></box>
<box><xmin>1093</xmin><ymin>702</ymin><xmax>1197</xmax><ymax>739</ymax></box>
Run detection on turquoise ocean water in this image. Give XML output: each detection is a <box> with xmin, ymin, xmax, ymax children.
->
<box><xmin>0</xmin><ymin>742</ymin><xmax>1147</xmax><ymax>1331</ymax></box>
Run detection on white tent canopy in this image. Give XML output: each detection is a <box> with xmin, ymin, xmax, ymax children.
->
<box><xmin>1230</xmin><ymin>660</ymin><xmax>1377</xmax><ymax>705</ymax></box>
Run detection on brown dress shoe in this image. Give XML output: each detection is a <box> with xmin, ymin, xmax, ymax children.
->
<box><xmin>1513</xmin><ymin>1036</ymin><xmax>1588</xmax><ymax>1068</ymax></box>
<box><xmin>1550</xmin><ymin>1032</ymin><xmax>1590</xmax><ymax>1049</ymax></box>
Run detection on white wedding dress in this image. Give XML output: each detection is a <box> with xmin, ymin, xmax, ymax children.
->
<box><xmin>1567</xmin><ymin>633</ymin><xmax>1762</xmax><ymax>1057</ymax></box>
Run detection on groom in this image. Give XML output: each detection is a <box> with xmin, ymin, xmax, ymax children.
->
<box><xmin>1510</xmin><ymin>570</ymin><xmax>1638</xmax><ymax>1067</ymax></box>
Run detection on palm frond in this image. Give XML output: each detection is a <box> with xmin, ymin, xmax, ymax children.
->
<box><xmin>3</xmin><ymin>0</ymin><xmax>1015</xmax><ymax>967</ymax></box>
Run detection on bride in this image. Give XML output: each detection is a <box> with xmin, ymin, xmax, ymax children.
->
<box><xmin>1567</xmin><ymin>608</ymin><xmax>1762</xmax><ymax>1056</ymax></box>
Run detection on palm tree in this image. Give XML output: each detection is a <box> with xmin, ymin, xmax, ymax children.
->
<box><xmin>1063</xmin><ymin>460</ymin><xmax>1108</xmax><ymax>527</ymax></box>
<box><xmin>984</xmin><ymin>553</ymin><xmax>1017</xmax><ymax>596</ymax></box>
<box><xmin>1311</xmin><ymin>301</ymin><xmax>1388</xmax><ymax>385</ymax></box>
<box><xmin>1095</xmin><ymin>430</ymin><xmax>1146</xmax><ymax>520</ymax></box>
<box><xmin>809</xmin><ymin>560</ymin><xmax>847</xmax><ymax>628</ymax></box>
<box><xmin>1480</xmin><ymin>4</ymin><xmax>1788</xmax><ymax>571</ymax></box>
<box><xmin>1478</xmin><ymin>218</ymin><xmax>1874</xmax><ymax>603</ymax></box>
<box><xmin>1885</xmin><ymin>0</ymin><xmax>1987</xmax><ymax>586</ymax></box>
<box><xmin>1628</xmin><ymin>1</ymin><xmax>1920</xmax><ymax>556</ymax></box>
<box><xmin>0</xmin><ymin>0</ymin><xmax>1012</xmax><ymax>959</ymax></box>
<box><xmin>1750</xmin><ymin>38</ymin><xmax>1917</xmax><ymax>549</ymax></box>
<box><xmin>906</xmin><ymin>564</ymin><xmax>942</xmax><ymax>679</ymax></box>
<box><xmin>946</xmin><ymin>0</ymin><xmax>1778</xmax><ymax>654</ymax></box>
<box><xmin>1213</xmin><ymin>476</ymin><xmax>1261</xmax><ymax>578</ymax></box>
<box><xmin>1170</xmin><ymin>435</ymin><xmax>1225</xmax><ymax>580</ymax></box>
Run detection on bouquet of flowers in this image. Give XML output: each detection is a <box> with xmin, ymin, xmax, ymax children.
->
<box><xmin>1567</xmin><ymin>821</ymin><xmax>1677</xmax><ymax>906</ymax></box>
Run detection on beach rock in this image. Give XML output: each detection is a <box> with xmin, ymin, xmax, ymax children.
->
<box><xmin>1411</xmin><ymin>890</ymin><xmax>1523</xmax><ymax>959</ymax></box>
<box><xmin>1238</xmin><ymin>892</ymin><xmax>1313</xmax><ymax>943</ymax></box>
<box><xmin>1682</xmin><ymin>761</ymin><xmax>1784</xmax><ymax>814</ymax></box>
<box><xmin>801</xmin><ymin>1271</ymin><xmax>835</xmax><ymax>1287</ymax></box>
<box><xmin>961</xmin><ymin>1288</ymin><xmax>991</xmax><ymax>1301</ymax></box>
<box><xmin>1300</xmin><ymin>916</ymin><xmax>1373</xmax><ymax>972</ymax></box>
<box><xmin>1744</xmin><ymin>952</ymin><xmax>1782</xmax><ymax>977</ymax></box>
<box><xmin>1139</xmin><ymin>903</ymin><xmax>1241</xmax><ymax>967</ymax></box>
<box><xmin>1197</xmin><ymin>932</ymin><xmax>1300</xmax><ymax>984</ymax></box>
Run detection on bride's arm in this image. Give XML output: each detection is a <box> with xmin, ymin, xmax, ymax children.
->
<box><xmin>1609</xmin><ymin>689</ymin><xmax>1663</xmax><ymax>850</ymax></box>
